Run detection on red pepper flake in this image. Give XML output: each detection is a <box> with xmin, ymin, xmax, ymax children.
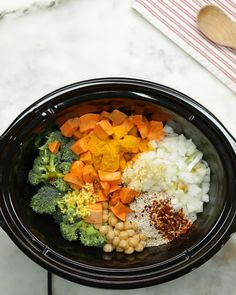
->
<box><xmin>147</xmin><ymin>199</ymin><xmax>192</xmax><ymax>241</ymax></box>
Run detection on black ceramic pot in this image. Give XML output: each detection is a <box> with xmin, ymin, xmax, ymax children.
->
<box><xmin>0</xmin><ymin>78</ymin><xmax>236</xmax><ymax>289</ymax></box>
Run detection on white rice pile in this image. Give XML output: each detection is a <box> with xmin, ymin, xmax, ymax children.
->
<box><xmin>123</xmin><ymin>125</ymin><xmax>210</xmax><ymax>242</ymax></box>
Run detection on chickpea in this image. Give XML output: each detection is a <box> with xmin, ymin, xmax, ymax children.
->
<box><xmin>109</xmin><ymin>216</ymin><xmax>118</xmax><ymax>227</ymax></box>
<box><xmin>103</xmin><ymin>209</ymin><xmax>109</xmax><ymax>215</ymax></box>
<box><xmin>119</xmin><ymin>240</ymin><xmax>128</xmax><ymax>249</ymax></box>
<box><xmin>115</xmin><ymin>222</ymin><xmax>124</xmax><ymax>231</ymax></box>
<box><xmin>140</xmin><ymin>240</ymin><xmax>146</xmax><ymax>247</ymax></box>
<box><xmin>103</xmin><ymin>243</ymin><xmax>113</xmax><ymax>253</ymax></box>
<box><xmin>131</xmin><ymin>222</ymin><xmax>139</xmax><ymax>230</ymax></box>
<box><xmin>119</xmin><ymin>231</ymin><xmax>129</xmax><ymax>240</ymax></box>
<box><xmin>133</xmin><ymin>234</ymin><xmax>140</xmax><ymax>241</ymax></box>
<box><xmin>102</xmin><ymin>201</ymin><xmax>109</xmax><ymax>209</ymax></box>
<box><xmin>116</xmin><ymin>247</ymin><xmax>124</xmax><ymax>252</ymax></box>
<box><xmin>114</xmin><ymin>229</ymin><xmax>120</xmax><ymax>237</ymax></box>
<box><xmin>127</xmin><ymin>229</ymin><xmax>135</xmax><ymax>237</ymax></box>
<box><xmin>135</xmin><ymin>244</ymin><xmax>144</xmax><ymax>253</ymax></box>
<box><xmin>107</xmin><ymin>230</ymin><xmax>115</xmax><ymax>240</ymax></box>
<box><xmin>124</xmin><ymin>247</ymin><xmax>134</xmax><ymax>254</ymax></box>
<box><xmin>112</xmin><ymin>237</ymin><xmax>120</xmax><ymax>247</ymax></box>
<box><xmin>102</xmin><ymin>214</ymin><xmax>109</xmax><ymax>223</ymax></box>
<box><xmin>99</xmin><ymin>225</ymin><xmax>109</xmax><ymax>236</ymax></box>
<box><xmin>128</xmin><ymin>237</ymin><xmax>139</xmax><ymax>248</ymax></box>
<box><xmin>124</xmin><ymin>221</ymin><xmax>132</xmax><ymax>230</ymax></box>
<box><xmin>139</xmin><ymin>234</ymin><xmax>147</xmax><ymax>241</ymax></box>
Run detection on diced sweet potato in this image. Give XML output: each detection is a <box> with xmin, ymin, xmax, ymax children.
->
<box><xmin>98</xmin><ymin>170</ymin><xmax>121</xmax><ymax>182</ymax></box>
<box><xmin>100</xmin><ymin>111</ymin><xmax>110</xmax><ymax>119</ymax></box>
<box><xmin>82</xmin><ymin>164</ymin><xmax>98</xmax><ymax>183</ymax></box>
<box><xmin>119</xmin><ymin>135</ymin><xmax>141</xmax><ymax>153</ymax></box>
<box><xmin>147</xmin><ymin>121</ymin><xmax>164</xmax><ymax>140</ymax></box>
<box><xmin>70</xmin><ymin>136</ymin><xmax>89</xmax><ymax>155</ymax></box>
<box><xmin>120</xmin><ymin>187</ymin><xmax>139</xmax><ymax>204</ymax></box>
<box><xmin>64</xmin><ymin>173</ymin><xmax>84</xmax><ymax>188</ymax></box>
<box><xmin>85</xmin><ymin>203</ymin><xmax>103</xmax><ymax>224</ymax></box>
<box><xmin>73</xmin><ymin>129</ymin><xmax>83</xmax><ymax>140</ymax></box>
<box><xmin>110</xmin><ymin>201</ymin><xmax>133</xmax><ymax>221</ymax></box>
<box><xmin>80</xmin><ymin>151</ymin><xmax>92</xmax><ymax>163</ymax></box>
<box><xmin>79</xmin><ymin>113</ymin><xmax>101</xmax><ymax>133</ymax></box>
<box><xmin>70</xmin><ymin>160</ymin><xmax>84</xmax><ymax>179</ymax></box>
<box><xmin>60</xmin><ymin>117</ymin><xmax>80</xmax><ymax>137</ymax></box>
<box><xmin>109</xmin><ymin>109</ymin><xmax>127</xmax><ymax>126</ymax></box>
<box><xmin>100</xmin><ymin>181</ymin><xmax>110</xmax><ymax>196</ymax></box>
<box><xmin>96</xmin><ymin>190</ymin><xmax>109</xmax><ymax>202</ymax></box>
<box><xmin>93</xmin><ymin>120</ymin><xmax>113</xmax><ymax>140</ymax></box>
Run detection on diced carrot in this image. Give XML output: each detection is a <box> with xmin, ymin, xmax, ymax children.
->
<box><xmin>85</xmin><ymin>203</ymin><xmax>103</xmax><ymax>224</ymax></box>
<box><xmin>128</xmin><ymin>126</ymin><xmax>138</xmax><ymax>137</ymax></box>
<box><xmin>70</xmin><ymin>160</ymin><xmax>84</xmax><ymax>179</ymax></box>
<box><xmin>96</xmin><ymin>190</ymin><xmax>109</xmax><ymax>202</ymax></box>
<box><xmin>138</xmin><ymin>122</ymin><xmax>149</xmax><ymax>139</ymax></box>
<box><xmin>100</xmin><ymin>111</ymin><xmax>110</xmax><ymax>119</ymax></box>
<box><xmin>100</xmin><ymin>181</ymin><xmax>110</xmax><ymax>196</ymax></box>
<box><xmin>70</xmin><ymin>136</ymin><xmax>89</xmax><ymax>155</ymax></box>
<box><xmin>79</xmin><ymin>113</ymin><xmax>101</xmax><ymax>133</ymax></box>
<box><xmin>83</xmin><ymin>164</ymin><xmax>98</xmax><ymax>183</ymax></box>
<box><xmin>109</xmin><ymin>109</ymin><xmax>127</xmax><ymax>126</ymax></box>
<box><xmin>147</xmin><ymin>121</ymin><xmax>164</xmax><ymax>140</ymax></box>
<box><xmin>80</xmin><ymin>151</ymin><xmax>92</xmax><ymax>163</ymax></box>
<box><xmin>64</xmin><ymin>173</ymin><xmax>84</xmax><ymax>188</ymax></box>
<box><xmin>109</xmin><ymin>184</ymin><xmax>121</xmax><ymax>194</ymax></box>
<box><xmin>98</xmin><ymin>170</ymin><xmax>121</xmax><ymax>182</ymax></box>
<box><xmin>110</xmin><ymin>201</ymin><xmax>133</xmax><ymax>221</ymax></box>
<box><xmin>93</xmin><ymin>120</ymin><xmax>113</xmax><ymax>140</ymax></box>
<box><xmin>73</xmin><ymin>129</ymin><xmax>83</xmax><ymax>140</ymax></box>
<box><xmin>120</xmin><ymin>187</ymin><xmax>139</xmax><ymax>204</ymax></box>
<box><xmin>130</xmin><ymin>114</ymin><xmax>144</xmax><ymax>126</ymax></box>
<box><xmin>48</xmin><ymin>140</ymin><xmax>61</xmax><ymax>154</ymax></box>
<box><xmin>60</xmin><ymin>117</ymin><xmax>80</xmax><ymax>137</ymax></box>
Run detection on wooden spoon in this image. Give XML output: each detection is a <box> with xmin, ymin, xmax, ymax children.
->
<box><xmin>197</xmin><ymin>5</ymin><xmax>236</xmax><ymax>49</ymax></box>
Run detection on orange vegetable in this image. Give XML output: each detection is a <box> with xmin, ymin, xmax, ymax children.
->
<box><xmin>130</xmin><ymin>115</ymin><xmax>144</xmax><ymax>126</ymax></box>
<box><xmin>79</xmin><ymin>113</ymin><xmax>101</xmax><ymax>133</ymax></box>
<box><xmin>110</xmin><ymin>201</ymin><xmax>133</xmax><ymax>221</ymax></box>
<box><xmin>83</xmin><ymin>164</ymin><xmax>98</xmax><ymax>183</ymax></box>
<box><xmin>73</xmin><ymin>129</ymin><xmax>83</xmax><ymax>140</ymax></box>
<box><xmin>93</xmin><ymin>120</ymin><xmax>113</xmax><ymax>140</ymax></box>
<box><xmin>96</xmin><ymin>190</ymin><xmax>109</xmax><ymax>202</ymax></box>
<box><xmin>109</xmin><ymin>184</ymin><xmax>121</xmax><ymax>194</ymax></box>
<box><xmin>98</xmin><ymin>170</ymin><xmax>121</xmax><ymax>182</ymax></box>
<box><xmin>109</xmin><ymin>109</ymin><xmax>127</xmax><ymax>126</ymax></box>
<box><xmin>48</xmin><ymin>140</ymin><xmax>61</xmax><ymax>154</ymax></box>
<box><xmin>128</xmin><ymin>126</ymin><xmax>138</xmax><ymax>137</ymax></box>
<box><xmin>100</xmin><ymin>181</ymin><xmax>110</xmax><ymax>196</ymax></box>
<box><xmin>120</xmin><ymin>187</ymin><xmax>139</xmax><ymax>204</ymax></box>
<box><xmin>138</xmin><ymin>123</ymin><xmax>149</xmax><ymax>139</ymax></box>
<box><xmin>64</xmin><ymin>173</ymin><xmax>84</xmax><ymax>188</ymax></box>
<box><xmin>70</xmin><ymin>136</ymin><xmax>89</xmax><ymax>155</ymax></box>
<box><xmin>147</xmin><ymin>121</ymin><xmax>164</xmax><ymax>140</ymax></box>
<box><xmin>70</xmin><ymin>160</ymin><xmax>84</xmax><ymax>179</ymax></box>
<box><xmin>85</xmin><ymin>202</ymin><xmax>103</xmax><ymax>224</ymax></box>
<box><xmin>109</xmin><ymin>190</ymin><xmax>121</xmax><ymax>207</ymax></box>
<box><xmin>80</xmin><ymin>151</ymin><xmax>92</xmax><ymax>163</ymax></box>
<box><xmin>60</xmin><ymin>117</ymin><xmax>80</xmax><ymax>137</ymax></box>
<box><xmin>100</xmin><ymin>111</ymin><xmax>110</xmax><ymax>119</ymax></box>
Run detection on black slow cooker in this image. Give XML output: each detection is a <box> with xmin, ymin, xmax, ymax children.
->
<box><xmin>0</xmin><ymin>78</ymin><xmax>236</xmax><ymax>289</ymax></box>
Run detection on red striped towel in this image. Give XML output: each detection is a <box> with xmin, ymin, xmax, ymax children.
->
<box><xmin>133</xmin><ymin>0</ymin><xmax>236</xmax><ymax>93</ymax></box>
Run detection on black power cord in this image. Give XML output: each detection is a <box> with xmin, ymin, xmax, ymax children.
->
<box><xmin>48</xmin><ymin>272</ymin><xmax>52</xmax><ymax>295</ymax></box>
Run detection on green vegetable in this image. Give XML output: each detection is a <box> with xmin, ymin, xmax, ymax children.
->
<box><xmin>31</xmin><ymin>185</ymin><xmax>63</xmax><ymax>214</ymax></box>
<box><xmin>28</xmin><ymin>131</ymin><xmax>78</xmax><ymax>189</ymax></box>
<box><xmin>60</xmin><ymin>220</ymin><xmax>107</xmax><ymax>247</ymax></box>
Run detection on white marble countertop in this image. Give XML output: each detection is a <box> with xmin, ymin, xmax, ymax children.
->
<box><xmin>0</xmin><ymin>1</ymin><xmax>236</xmax><ymax>294</ymax></box>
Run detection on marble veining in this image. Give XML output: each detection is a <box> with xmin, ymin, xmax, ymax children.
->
<box><xmin>0</xmin><ymin>0</ymin><xmax>236</xmax><ymax>294</ymax></box>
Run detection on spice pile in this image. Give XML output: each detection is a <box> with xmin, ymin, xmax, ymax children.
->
<box><xmin>28</xmin><ymin>108</ymin><xmax>210</xmax><ymax>254</ymax></box>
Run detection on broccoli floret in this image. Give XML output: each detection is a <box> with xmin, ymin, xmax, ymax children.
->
<box><xmin>29</xmin><ymin>131</ymin><xmax>78</xmax><ymax>186</ymax></box>
<box><xmin>79</xmin><ymin>222</ymin><xmax>107</xmax><ymax>247</ymax></box>
<box><xmin>51</xmin><ymin>177</ymin><xmax>70</xmax><ymax>192</ymax></box>
<box><xmin>60</xmin><ymin>220</ymin><xmax>107</xmax><ymax>247</ymax></box>
<box><xmin>31</xmin><ymin>186</ymin><xmax>63</xmax><ymax>214</ymax></box>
